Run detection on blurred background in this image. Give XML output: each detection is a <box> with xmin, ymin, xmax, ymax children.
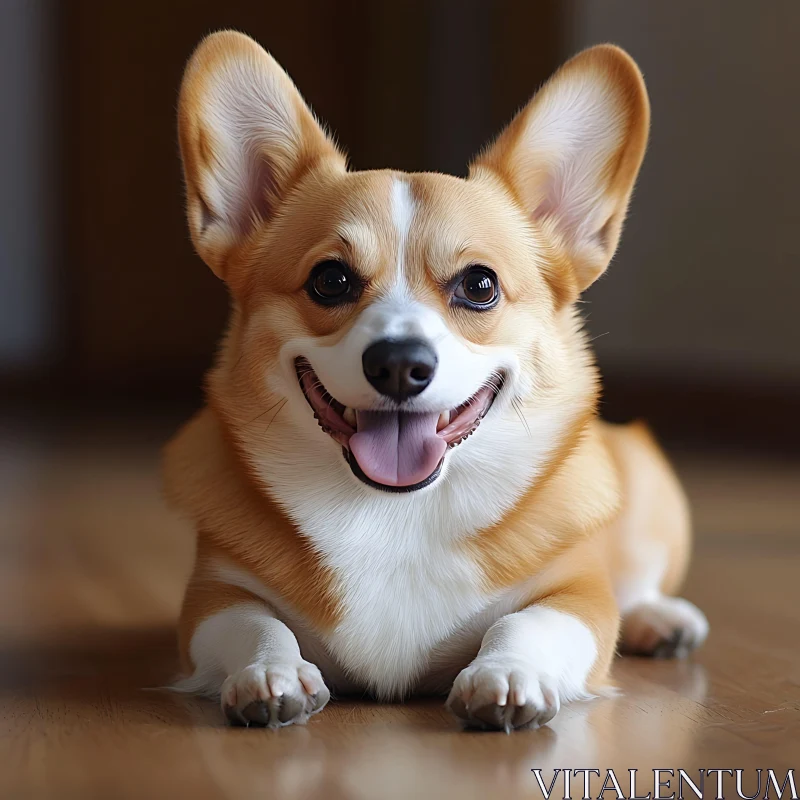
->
<box><xmin>2</xmin><ymin>0</ymin><xmax>799</xmax><ymax>452</ymax></box>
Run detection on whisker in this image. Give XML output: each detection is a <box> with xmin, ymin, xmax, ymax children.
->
<box><xmin>243</xmin><ymin>397</ymin><xmax>285</xmax><ymax>428</ymax></box>
<box><xmin>262</xmin><ymin>399</ymin><xmax>288</xmax><ymax>435</ymax></box>
<box><xmin>512</xmin><ymin>396</ymin><xmax>532</xmax><ymax>438</ymax></box>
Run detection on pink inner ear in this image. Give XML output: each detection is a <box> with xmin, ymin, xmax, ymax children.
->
<box><xmin>533</xmin><ymin>194</ymin><xmax>557</xmax><ymax>221</ymax></box>
<box><xmin>528</xmin><ymin>155</ymin><xmax>612</xmax><ymax>255</ymax></box>
<box><xmin>239</xmin><ymin>154</ymin><xmax>279</xmax><ymax>237</ymax></box>
<box><xmin>197</xmin><ymin>193</ymin><xmax>215</xmax><ymax>235</ymax></box>
<box><xmin>530</xmin><ymin>172</ymin><xmax>581</xmax><ymax>238</ymax></box>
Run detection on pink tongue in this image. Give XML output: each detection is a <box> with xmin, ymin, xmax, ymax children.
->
<box><xmin>349</xmin><ymin>411</ymin><xmax>447</xmax><ymax>487</ymax></box>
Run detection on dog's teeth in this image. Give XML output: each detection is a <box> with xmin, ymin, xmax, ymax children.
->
<box><xmin>437</xmin><ymin>410</ymin><xmax>450</xmax><ymax>431</ymax></box>
<box><xmin>343</xmin><ymin>407</ymin><xmax>356</xmax><ymax>427</ymax></box>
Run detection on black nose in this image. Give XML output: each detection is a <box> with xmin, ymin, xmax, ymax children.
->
<box><xmin>362</xmin><ymin>338</ymin><xmax>437</xmax><ymax>403</ymax></box>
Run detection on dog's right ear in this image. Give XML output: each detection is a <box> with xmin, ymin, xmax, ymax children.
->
<box><xmin>178</xmin><ymin>31</ymin><xmax>345</xmax><ymax>278</ymax></box>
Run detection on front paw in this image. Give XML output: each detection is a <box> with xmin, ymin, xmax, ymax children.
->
<box><xmin>221</xmin><ymin>660</ymin><xmax>329</xmax><ymax>728</ymax></box>
<box><xmin>446</xmin><ymin>657</ymin><xmax>560</xmax><ymax>732</ymax></box>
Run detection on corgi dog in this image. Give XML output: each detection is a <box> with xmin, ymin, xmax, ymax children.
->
<box><xmin>164</xmin><ymin>31</ymin><xmax>708</xmax><ymax>731</ymax></box>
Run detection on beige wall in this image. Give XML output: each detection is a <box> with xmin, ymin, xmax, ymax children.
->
<box><xmin>568</xmin><ymin>1</ymin><xmax>800</xmax><ymax>386</ymax></box>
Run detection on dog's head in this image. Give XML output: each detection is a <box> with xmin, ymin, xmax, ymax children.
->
<box><xmin>178</xmin><ymin>32</ymin><xmax>648</xmax><ymax>494</ymax></box>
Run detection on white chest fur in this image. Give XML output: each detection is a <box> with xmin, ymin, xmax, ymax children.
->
<box><xmin>321</xmin><ymin>511</ymin><xmax>486</xmax><ymax>698</ymax></box>
<box><xmin>235</xmin><ymin>399</ymin><xmax>571</xmax><ymax>698</ymax></box>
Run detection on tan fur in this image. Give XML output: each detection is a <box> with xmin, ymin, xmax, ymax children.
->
<box><xmin>164</xmin><ymin>409</ymin><xmax>342</xmax><ymax>645</ymax></box>
<box><xmin>598</xmin><ymin>420</ymin><xmax>692</xmax><ymax>607</ymax></box>
<box><xmin>165</xmin><ymin>32</ymin><xmax>697</xmax><ymax>706</ymax></box>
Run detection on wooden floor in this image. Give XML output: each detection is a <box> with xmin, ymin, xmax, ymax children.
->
<box><xmin>1</xmin><ymin>413</ymin><xmax>798</xmax><ymax>799</ymax></box>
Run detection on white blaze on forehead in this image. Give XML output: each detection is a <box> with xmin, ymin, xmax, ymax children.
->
<box><xmin>390</xmin><ymin>178</ymin><xmax>415</xmax><ymax>291</ymax></box>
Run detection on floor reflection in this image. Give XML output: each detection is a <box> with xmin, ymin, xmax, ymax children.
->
<box><xmin>187</xmin><ymin>660</ymin><xmax>709</xmax><ymax>800</ymax></box>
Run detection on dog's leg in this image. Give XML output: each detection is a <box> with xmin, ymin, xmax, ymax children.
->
<box><xmin>620</xmin><ymin>596</ymin><xmax>709</xmax><ymax>658</ymax></box>
<box><xmin>600</xmin><ymin>421</ymin><xmax>709</xmax><ymax>658</ymax></box>
<box><xmin>447</xmin><ymin>574</ymin><xmax>618</xmax><ymax>732</ymax></box>
<box><xmin>175</xmin><ymin>576</ymin><xmax>329</xmax><ymax>728</ymax></box>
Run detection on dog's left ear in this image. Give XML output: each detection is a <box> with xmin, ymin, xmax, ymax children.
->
<box><xmin>470</xmin><ymin>45</ymin><xmax>649</xmax><ymax>296</ymax></box>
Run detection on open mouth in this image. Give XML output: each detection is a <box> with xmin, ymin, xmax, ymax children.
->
<box><xmin>295</xmin><ymin>358</ymin><xmax>502</xmax><ymax>492</ymax></box>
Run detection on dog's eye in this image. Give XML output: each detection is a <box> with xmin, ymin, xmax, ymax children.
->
<box><xmin>453</xmin><ymin>267</ymin><xmax>499</xmax><ymax>309</ymax></box>
<box><xmin>308</xmin><ymin>260</ymin><xmax>356</xmax><ymax>305</ymax></box>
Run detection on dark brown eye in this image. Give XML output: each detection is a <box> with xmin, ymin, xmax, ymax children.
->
<box><xmin>308</xmin><ymin>260</ymin><xmax>355</xmax><ymax>305</ymax></box>
<box><xmin>453</xmin><ymin>267</ymin><xmax>499</xmax><ymax>309</ymax></box>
